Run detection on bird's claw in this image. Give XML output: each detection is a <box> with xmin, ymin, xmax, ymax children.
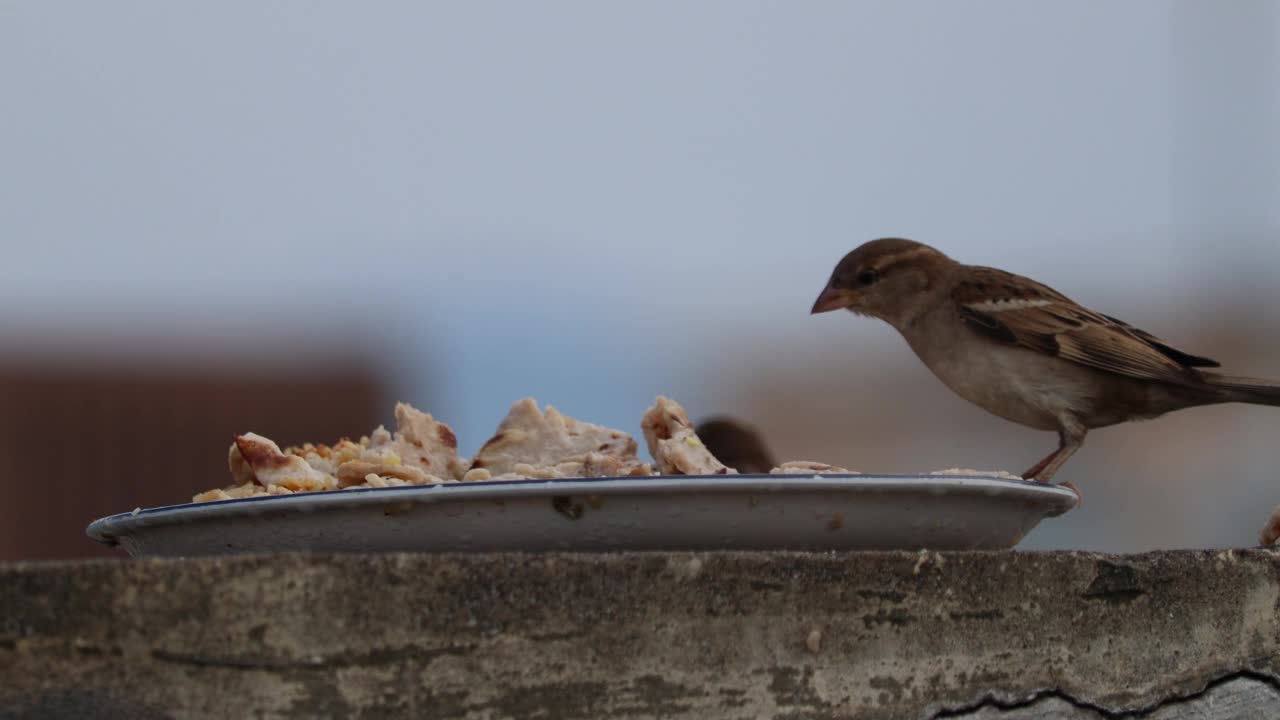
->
<box><xmin>1058</xmin><ymin>481</ymin><xmax>1083</xmax><ymax>507</ymax></box>
<box><xmin>1022</xmin><ymin>472</ymin><xmax>1083</xmax><ymax>507</ymax></box>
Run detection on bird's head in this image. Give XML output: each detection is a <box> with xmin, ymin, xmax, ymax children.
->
<box><xmin>810</xmin><ymin>238</ymin><xmax>954</xmax><ymax>326</ymax></box>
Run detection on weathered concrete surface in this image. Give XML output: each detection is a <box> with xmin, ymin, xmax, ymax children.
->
<box><xmin>1</xmin><ymin>551</ymin><xmax>1277</xmax><ymax>719</ymax></box>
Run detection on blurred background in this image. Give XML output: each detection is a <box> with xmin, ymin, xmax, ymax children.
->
<box><xmin>2</xmin><ymin>1</ymin><xmax>1277</xmax><ymax>560</ymax></box>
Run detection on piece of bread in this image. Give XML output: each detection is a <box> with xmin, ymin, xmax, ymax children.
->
<box><xmin>194</xmin><ymin>402</ymin><xmax>461</xmax><ymax>502</ymax></box>
<box><xmin>231</xmin><ymin>433</ymin><xmax>340</xmax><ymax>493</ymax></box>
<box><xmin>469</xmin><ymin>398</ymin><xmax>651</xmax><ymax>478</ymax></box>
<box><xmin>641</xmin><ymin>396</ymin><xmax>733</xmax><ymax>476</ymax></box>
<box><xmin>464</xmin><ymin>452</ymin><xmax>652</xmax><ymax>482</ymax></box>
<box><xmin>385</xmin><ymin>402</ymin><xmax>469</xmax><ymax>480</ymax></box>
<box><xmin>287</xmin><ymin>403</ymin><xmax>466</xmax><ymax>485</ymax></box>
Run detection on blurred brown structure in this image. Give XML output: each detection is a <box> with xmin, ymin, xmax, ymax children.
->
<box><xmin>0</xmin><ymin>361</ymin><xmax>389</xmax><ymax>561</ymax></box>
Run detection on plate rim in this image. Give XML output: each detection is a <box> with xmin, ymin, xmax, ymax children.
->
<box><xmin>85</xmin><ymin>473</ymin><xmax>1078</xmax><ymax>546</ymax></box>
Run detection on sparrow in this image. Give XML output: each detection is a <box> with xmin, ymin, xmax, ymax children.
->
<box><xmin>811</xmin><ymin>238</ymin><xmax>1280</xmax><ymax>484</ymax></box>
<box><xmin>695</xmin><ymin>417</ymin><xmax>778</xmax><ymax>474</ymax></box>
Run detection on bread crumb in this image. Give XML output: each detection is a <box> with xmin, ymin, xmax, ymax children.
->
<box><xmin>770</xmin><ymin>461</ymin><xmax>854</xmax><ymax>474</ymax></box>
<box><xmin>929</xmin><ymin>468</ymin><xmax>1023</xmax><ymax>481</ymax></box>
<box><xmin>805</xmin><ymin>628</ymin><xmax>822</xmax><ymax>654</ymax></box>
<box><xmin>1260</xmin><ymin>505</ymin><xmax>1280</xmax><ymax>546</ymax></box>
<box><xmin>641</xmin><ymin>397</ymin><xmax>733</xmax><ymax>476</ymax></box>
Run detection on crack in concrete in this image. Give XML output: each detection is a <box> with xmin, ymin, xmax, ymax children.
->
<box><xmin>930</xmin><ymin>670</ymin><xmax>1280</xmax><ymax>719</ymax></box>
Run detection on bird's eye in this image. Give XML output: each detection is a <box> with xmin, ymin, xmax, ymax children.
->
<box><xmin>856</xmin><ymin>270</ymin><xmax>879</xmax><ymax>286</ymax></box>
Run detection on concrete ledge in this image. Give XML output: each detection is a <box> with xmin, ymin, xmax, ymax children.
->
<box><xmin>2</xmin><ymin>551</ymin><xmax>1278</xmax><ymax>719</ymax></box>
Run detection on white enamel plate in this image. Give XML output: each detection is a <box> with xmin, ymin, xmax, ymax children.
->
<box><xmin>86</xmin><ymin>474</ymin><xmax>1077</xmax><ymax>556</ymax></box>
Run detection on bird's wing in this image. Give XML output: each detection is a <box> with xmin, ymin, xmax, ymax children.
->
<box><xmin>952</xmin><ymin>266</ymin><xmax>1218</xmax><ymax>385</ymax></box>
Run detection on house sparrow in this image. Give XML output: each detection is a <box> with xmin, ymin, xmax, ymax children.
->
<box><xmin>695</xmin><ymin>417</ymin><xmax>778</xmax><ymax>474</ymax></box>
<box><xmin>811</xmin><ymin>238</ymin><xmax>1280</xmax><ymax>484</ymax></box>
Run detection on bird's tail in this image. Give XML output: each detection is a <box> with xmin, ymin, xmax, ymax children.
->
<box><xmin>1201</xmin><ymin>373</ymin><xmax>1280</xmax><ymax>407</ymax></box>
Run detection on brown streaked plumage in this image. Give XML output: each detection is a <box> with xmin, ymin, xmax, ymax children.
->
<box><xmin>811</xmin><ymin>238</ymin><xmax>1280</xmax><ymax>485</ymax></box>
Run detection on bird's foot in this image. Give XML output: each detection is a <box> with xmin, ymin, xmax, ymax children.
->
<box><xmin>1020</xmin><ymin>469</ymin><xmax>1083</xmax><ymax>507</ymax></box>
<box><xmin>1020</xmin><ymin>456</ymin><xmax>1055</xmax><ymax>481</ymax></box>
<box><xmin>1058</xmin><ymin>481</ymin><xmax>1083</xmax><ymax>507</ymax></box>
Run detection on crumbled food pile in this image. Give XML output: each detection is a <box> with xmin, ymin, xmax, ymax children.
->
<box><xmin>641</xmin><ymin>396</ymin><xmax>735</xmax><ymax>476</ymax></box>
<box><xmin>464</xmin><ymin>398</ymin><xmax>651</xmax><ymax>481</ymax></box>
<box><xmin>192</xmin><ymin>394</ymin><xmax>1036</xmax><ymax>504</ymax></box>
<box><xmin>194</xmin><ymin>403</ymin><xmax>464</xmax><ymax>502</ymax></box>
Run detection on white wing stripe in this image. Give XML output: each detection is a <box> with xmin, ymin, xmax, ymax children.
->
<box><xmin>967</xmin><ymin>298</ymin><xmax>1055</xmax><ymax>312</ymax></box>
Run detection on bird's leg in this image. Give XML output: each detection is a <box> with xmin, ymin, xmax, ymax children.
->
<box><xmin>1021</xmin><ymin>425</ymin><xmax>1085</xmax><ymax>482</ymax></box>
<box><xmin>1021</xmin><ymin>424</ymin><xmax>1086</xmax><ymax>504</ymax></box>
<box><xmin>1035</xmin><ymin>428</ymin><xmax>1084</xmax><ymax>483</ymax></box>
<box><xmin>1020</xmin><ymin>447</ymin><xmax>1061</xmax><ymax>481</ymax></box>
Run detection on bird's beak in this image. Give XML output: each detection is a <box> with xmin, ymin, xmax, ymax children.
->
<box><xmin>810</xmin><ymin>285</ymin><xmax>853</xmax><ymax>314</ymax></box>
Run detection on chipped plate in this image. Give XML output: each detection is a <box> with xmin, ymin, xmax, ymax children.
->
<box><xmin>86</xmin><ymin>474</ymin><xmax>1077</xmax><ymax>556</ymax></box>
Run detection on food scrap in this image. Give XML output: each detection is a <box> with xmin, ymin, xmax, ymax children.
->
<box><xmin>194</xmin><ymin>403</ymin><xmax>461</xmax><ymax>502</ymax></box>
<box><xmin>770</xmin><ymin>461</ymin><xmax>854</xmax><ymax>474</ymax></box>
<box><xmin>466</xmin><ymin>398</ymin><xmax>651</xmax><ymax>481</ymax></box>
<box><xmin>191</xmin><ymin>394</ymin><xmax>1035</xmax><ymax>504</ymax></box>
<box><xmin>1260</xmin><ymin>506</ymin><xmax>1280</xmax><ymax>546</ymax></box>
<box><xmin>641</xmin><ymin>396</ymin><xmax>735</xmax><ymax>476</ymax></box>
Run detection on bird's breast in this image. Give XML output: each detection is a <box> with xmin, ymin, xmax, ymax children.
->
<box><xmin>899</xmin><ymin>312</ymin><xmax>1089</xmax><ymax>431</ymax></box>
